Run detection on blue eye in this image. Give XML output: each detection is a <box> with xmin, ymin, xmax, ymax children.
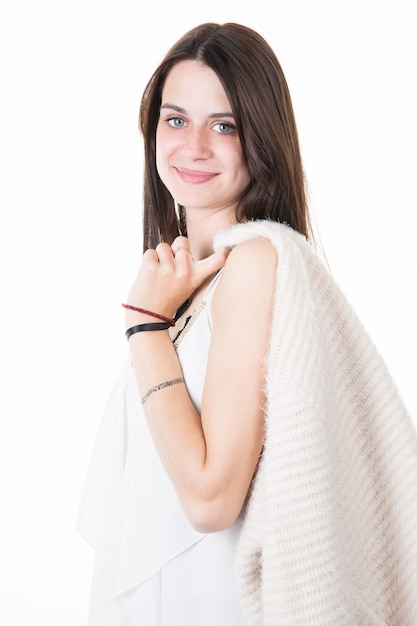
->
<box><xmin>167</xmin><ymin>117</ymin><xmax>186</xmax><ymax>128</ymax></box>
<box><xmin>213</xmin><ymin>122</ymin><xmax>235</xmax><ymax>134</ymax></box>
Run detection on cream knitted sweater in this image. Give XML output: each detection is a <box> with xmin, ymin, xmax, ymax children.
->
<box><xmin>214</xmin><ymin>221</ymin><xmax>417</xmax><ymax>626</ymax></box>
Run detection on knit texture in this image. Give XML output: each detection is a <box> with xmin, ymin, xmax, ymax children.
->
<box><xmin>214</xmin><ymin>221</ymin><xmax>417</xmax><ymax>626</ymax></box>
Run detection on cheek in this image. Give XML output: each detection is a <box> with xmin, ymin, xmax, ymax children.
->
<box><xmin>224</xmin><ymin>141</ymin><xmax>248</xmax><ymax>176</ymax></box>
<box><xmin>232</xmin><ymin>149</ymin><xmax>250</xmax><ymax>185</ymax></box>
<box><xmin>156</xmin><ymin>125</ymin><xmax>177</xmax><ymax>166</ymax></box>
<box><xmin>155</xmin><ymin>127</ymin><xmax>168</xmax><ymax>177</ymax></box>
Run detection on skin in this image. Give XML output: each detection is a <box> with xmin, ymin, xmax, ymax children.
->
<box><xmin>125</xmin><ymin>60</ymin><xmax>277</xmax><ymax>533</ymax></box>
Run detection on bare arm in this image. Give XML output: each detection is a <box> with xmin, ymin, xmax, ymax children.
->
<box><xmin>126</xmin><ymin>236</ymin><xmax>277</xmax><ymax>532</ymax></box>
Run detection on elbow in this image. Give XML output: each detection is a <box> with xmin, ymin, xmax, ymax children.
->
<box><xmin>184</xmin><ymin>496</ymin><xmax>241</xmax><ymax>534</ymax></box>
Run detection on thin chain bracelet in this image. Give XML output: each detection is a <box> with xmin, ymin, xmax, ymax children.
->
<box><xmin>141</xmin><ymin>377</ymin><xmax>185</xmax><ymax>405</ymax></box>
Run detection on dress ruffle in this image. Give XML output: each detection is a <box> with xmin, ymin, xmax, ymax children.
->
<box><xmin>78</xmin><ymin>360</ymin><xmax>206</xmax><ymax>601</ymax></box>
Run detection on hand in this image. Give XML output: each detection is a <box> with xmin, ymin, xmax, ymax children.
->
<box><xmin>125</xmin><ymin>236</ymin><xmax>229</xmax><ymax>319</ymax></box>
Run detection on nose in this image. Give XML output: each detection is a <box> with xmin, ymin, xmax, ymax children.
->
<box><xmin>181</xmin><ymin>126</ymin><xmax>212</xmax><ymax>160</ymax></box>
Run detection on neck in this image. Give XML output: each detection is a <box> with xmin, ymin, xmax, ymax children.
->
<box><xmin>184</xmin><ymin>207</ymin><xmax>238</xmax><ymax>260</ymax></box>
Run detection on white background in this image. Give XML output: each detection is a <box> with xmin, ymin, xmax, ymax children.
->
<box><xmin>0</xmin><ymin>0</ymin><xmax>416</xmax><ymax>623</ymax></box>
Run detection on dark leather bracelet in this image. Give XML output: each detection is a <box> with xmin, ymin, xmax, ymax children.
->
<box><xmin>125</xmin><ymin>322</ymin><xmax>171</xmax><ymax>340</ymax></box>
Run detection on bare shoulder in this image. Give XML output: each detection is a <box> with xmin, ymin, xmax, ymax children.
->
<box><xmin>231</xmin><ymin>232</ymin><xmax>276</xmax><ymax>260</ymax></box>
<box><xmin>219</xmin><ymin>235</ymin><xmax>277</xmax><ymax>287</ymax></box>
<box><xmin>213</xmin><ymin>236</ymin><xmax>277</xmax><ymax>314</ymax></box>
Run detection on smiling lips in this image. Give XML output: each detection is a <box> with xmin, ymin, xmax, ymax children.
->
<box><xmin>175</xmin><ymin>167</ymin><xmax>218</xmax><ymax>184</ymax></box>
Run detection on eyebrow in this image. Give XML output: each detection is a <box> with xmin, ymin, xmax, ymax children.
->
<box><xmin>160</xmin><ymin>103</ymin><xmax>235</xmax><ymax>119</ymax></box>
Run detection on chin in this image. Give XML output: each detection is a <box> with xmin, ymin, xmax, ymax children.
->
<box><xmin>172</xmin><ymin>193</ymin><xmax>212</xmax><ymax>211</ymax></box>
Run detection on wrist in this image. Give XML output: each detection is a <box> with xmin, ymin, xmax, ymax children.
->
<box><xmin>125</xmin><ymin>322</ymin><xmax>172</xmax><ymax>340</ymax></box>
<box><xmin>124</xmin><ymin>310</ymin><xmax>163</xmax><ymax>330</ymax></box>
<box><xmin>122</xmin><ymin>303</ymin><xmax>176</xmax><ymax>331</ymax></box>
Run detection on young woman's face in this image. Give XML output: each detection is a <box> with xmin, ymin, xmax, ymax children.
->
<box><xmin>156</xmin><ymin>60</ymin><xmax>250</xmax><ymax>215</ymax></box>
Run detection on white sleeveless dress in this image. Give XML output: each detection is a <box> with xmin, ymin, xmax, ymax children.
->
<box><xmin>78</xmin><ymin>272</ymin><xmax>246</xmax><ymax>625</ymax></box>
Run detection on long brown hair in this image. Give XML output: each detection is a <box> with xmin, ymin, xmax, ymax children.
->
<box><xmin>139</xmin><ymin>22</ymin><xmax>311</xmax><ymax>250</ymax></box>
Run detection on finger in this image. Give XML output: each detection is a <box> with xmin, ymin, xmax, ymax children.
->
<box><xmin>142</xmin><ymin>248</ymin><xmax>159</xmax><ymax>263</ymax></box>
<box><xmin>172</xmin><ymin>235</ymin><xmax>190</xmax><ymax>248</ymax></box>
<box><xmin>172</xmin><ymin>245</ymin><xmax>192</xmax><ymax>257</ymax></box>
<box><xmin>194</xmin><ymin>247</ymin><xmax>230</xmax><ymax>282</ymax></box>
<box><xmin>155</xmin><ymin>242</ymin><xmax>176</xmax><ymax>263</ymax></box>
<box><xmin>171</xmin><ymin>236</ymin><xmax>191</xmax><ymax>256</ymax></box>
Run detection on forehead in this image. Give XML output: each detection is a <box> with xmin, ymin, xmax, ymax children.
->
<box><xmin>162</xmin><ymin>60</ymin><xmax>231</xmax><ymax>110</ymax></box>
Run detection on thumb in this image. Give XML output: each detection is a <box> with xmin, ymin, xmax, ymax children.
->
<box><xmin>195</xmin><ymin>246</ymin><xmax>230</xmax><ymax>283</ymax></box>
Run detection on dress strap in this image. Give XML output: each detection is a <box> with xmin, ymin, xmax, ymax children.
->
<box><xmin>173</xmin><ymin>270</ymin><xmax>223</xmax><ymax>349</ymax></box>
<box><xmin>203</xmin><ymin>269</ymin><xmax>224</xmax><ymax>301</ymax></box>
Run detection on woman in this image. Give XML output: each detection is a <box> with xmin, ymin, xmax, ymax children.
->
<box><xmin>79</xmin><ymin>23</ymin><xmax>417</xmax><ymax>625</ymax></box>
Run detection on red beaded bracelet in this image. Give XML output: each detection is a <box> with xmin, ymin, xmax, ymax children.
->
<box><xmin>121</xmin><ymin>303</ymin><xmax>175</xmax><ymax>327</ymax></box>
